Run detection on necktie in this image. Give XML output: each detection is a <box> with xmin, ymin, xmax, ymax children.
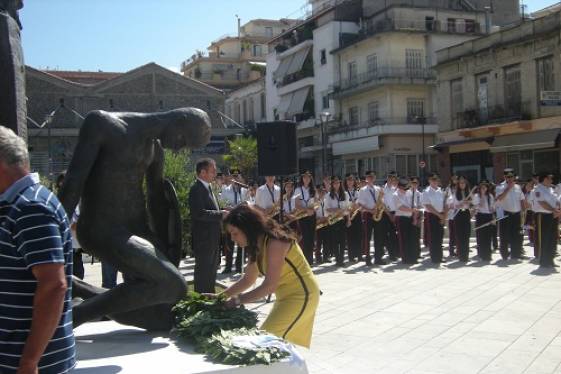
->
<box><xmin>208</xmin><ymin>185</ymin><xmax>219</xmax><ymax>209</ymax></box>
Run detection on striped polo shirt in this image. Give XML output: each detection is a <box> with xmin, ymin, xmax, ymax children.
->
<box><xmin>0</xmin><ymin>173</ymin><xmax>75</xmax><ymax>373</ymax></box>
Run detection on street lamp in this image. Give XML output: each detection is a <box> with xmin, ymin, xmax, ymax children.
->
<box><xmin>417</xmin><ymin>115</ymin><xmax>427</xmax><ymax>187</ymax></box>
<box><xmin>319</xmin><ymin>111</ymin><xmax>331</xmax><ymax>178</ymax></box>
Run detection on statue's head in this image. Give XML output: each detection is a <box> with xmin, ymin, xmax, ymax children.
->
<box><xmin>0</xmin><ymin>0</ymin><xmax>23</xmax><ymax>28</ymax></box>
<box><xmin>160</xmin><ymin>108</ymin><xmax>212</xmax><ymax>151</ymax></box>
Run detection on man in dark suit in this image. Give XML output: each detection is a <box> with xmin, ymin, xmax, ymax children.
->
<box><xmin>189</xmin><ymin>158</ymin><xmax>228</xmax><ymax>293</ymax></box>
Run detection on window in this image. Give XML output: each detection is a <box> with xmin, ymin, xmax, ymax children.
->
<box><xmin>447</xmin><ymin>18</ymin><xmax>456</xmax><ymax>32</ymax></box>
<box><xmin>407</xmin><ymin>99</ymin><xmax>425</xmax><ymax>121</ymax></box>
<box><xmin>504</xmin><ymin>65</ymin><xmax>522</xmax><ymax>115</ymax></box>
<box><xmin>345</xmin><ymin>159</ymin><xmax>356</xmax><ymax>174</ymax></box>
<box><xmin>235</xmin><ymin>102</ymin><xmax>241</xmax><ymax>123</ymax></box>
<box><xmin>248</xmin><ymin>98</ymin><xmax>254</xmax><ymax>122</ymax></box>
<box><xmin>465</xmin><ymin>19</ymin><xmax>475</xmax><ymax>33</ymax></box>
<box><xmin>405</xmin><ymin>49</ymin><xmax>423</xmax><ymax>77</ymax></box>
<box><xmin>477</xmin><ymin>74</ymin><xmax>489</xmax><ymax>123</ymax></box>
<box><xmin>265</xmin><ymin>27</ymin><xmax>273</xmax><ymax>38</ymax></box>
<box><xmin>260</xmin><ymin>92</ymin><xmax>266</xmax><ymax>119</ymax></box>
<box><xmin>348</xmin><ymin>107</ymin><xmax>359</xmax><ymax>126</ymax></box>
<box><xmin>242</xmin><ymin>100</ymin><xmax>248</xmax><ymax>123</ymax></box>
<box><xmin>425</xmin><ymin>16</ymin><xmax>435</xmax><ymax>31</ymax></box>
<box><xmin>371</xmin><ymin>157</ymin><xmax>379</xmax><ymax>175</ymax></box>
<box><xmin>367</xmin><ymin>54</ymin><xmax>378</xmax><ymax>77</ymax></box>
<box><xmin>348</xmin><ymin>61</ymin><xmax>357</xmax><ymax>83</ymax></box>
<box><xmin>537</xmin><ymin>56</ymin><xmax>555</xmax><ymax>93</ymax></box>
<box><xmin>253</xmin><ymin>45</ymin><xmax>263</xmax><ymax>56</ymax></box>
<box><xmin>428</xmin><ymin>154</ymin><xmax>438</xmax><ymax>174</ymax></box>
<box><xmin>320</xmin><ymin>49</ymin><xmax>327</xmax><ymax>65</ymax></box>
<box><xmin>368</xmin><ymin>101</ymin><xmax>379</xmax><ymax>123</ymax></box>
<box><xmin>396</xmin><ymin>155</ymin><xmax>418</xmax><ymax>177</ymax></box>
<box><xmin>322</xmin><ymin>95</ymin><xmax>330</xmax><ymax>109</ymax></box>
<box><xmin>451</xmin><ymin>79</ymin><xmax>463</xmax><ymax>129</ymax></box>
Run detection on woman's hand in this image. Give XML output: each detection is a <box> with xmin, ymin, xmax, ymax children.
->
<box><xmin>224</xmin><ymin>295</ymin><xmax>241</xmax><ymax>309</ymax></box>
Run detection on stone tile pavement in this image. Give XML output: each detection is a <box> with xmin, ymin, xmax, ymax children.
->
<box><xmin>82</xmin><ymin>238</ymin><xmax>561</xmax><ymax>374</ymax></box>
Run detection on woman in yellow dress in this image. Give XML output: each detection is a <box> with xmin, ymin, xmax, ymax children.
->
<box><xmin>217</xmin><ymin>204</ymin><xmax>320</xmax><ymax>348</ymax></box>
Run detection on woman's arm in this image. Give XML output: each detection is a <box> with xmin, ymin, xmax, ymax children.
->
<box><xmin>222</xmin><ymin>262</ymin><xmax>259</xmax><ymax>297</ymax></box>
<box><xmin>232</xmin><ymin>239</ymin><xmax>289</xmax><ymax>305</ymax></box>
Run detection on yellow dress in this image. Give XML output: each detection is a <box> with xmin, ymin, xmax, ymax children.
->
<box><xmin>257</xmin><ymin>236</ymin><xmax>320</xmax><ymax>348</ymax></box>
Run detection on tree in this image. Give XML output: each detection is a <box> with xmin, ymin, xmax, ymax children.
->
<box><xmin>223</xmin><ymin>136</ymin><xmax>258</xmax><ymax>180</ymax></box>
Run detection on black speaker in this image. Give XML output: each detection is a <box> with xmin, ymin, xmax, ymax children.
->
<box><xmin>257</xmin><ymin>121</ymin><xmax>298</xmax><ymax>176</ymax></box>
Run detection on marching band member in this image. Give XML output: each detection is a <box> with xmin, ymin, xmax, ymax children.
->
<box><xmin>357</xmin><ymin>171</ymin><xmax>385</xmax><ymax>265</ymax></box>
<box><xmin>495</xmin><ymin>168</ymin><xmax>525</xmax><ymax>260</ymax></box>
<box><xmin>446</xmin><ymin>174</ymin><xmax>459</xmax><ymax>257</ymax></box>
<box><xmin>421</xmin><ymin>173</ymin><xmax>446</xmax><ymax>264</ymax></box>
<box><xmin>297</xmin><ymin>170</ymin><xmax>317</xmax><ymax>265</ymax></box>
<box><xmin>221</xmin><ymin>169</ymin><xmax>247</xmax><ymax>273</ymax></box>
<box><xmin>533</xmin><ymin>172</ymin><xmax>560</xmax><ymax>268</ymax></box>
<box><xmin>409</xmin><ymin>176</ymin><xmax>422</xmax><ymax>259</ymax></box>
<box><xmin>325</xmin><ymin>176</ymin><xmax>349</xmax><ymax>266</ymax></box>
<box><xmin>246</xmin><ymin>181</ymin><xmax>258</xmax><ymax>206</ymax></box>
<box><xmin>344</xmin><ymin>173</ymin><xmax>362</xmax><ymax>262</ymax></box>
<box><xmin>282</xmin><ymin>178</ymin><xmax>302</xmax><ymax>233</ymax></box>
<box><xmin>393</xmin><ymin>178</ymin><xmax>418</xmax><ymax>264</ymax></box>
<box><xmin>383</xmin><ymin>172</ymin><xmax>399</xmax><ymax>261</ymax></box>
<box><xmin>523</xmin><ymin>178</ymin><xmax>536</xmax><ymax>250</ymax></box>
<box><xmin>314</xmin><ymin>185</ymin><xmax>331</xmax><ymax>264</ymax></box>
<box><xmin>472</xmin><ymin>180</ymin><xmax>495</xmax><ymax>261</ymax></box>
<box><xmin>255</xmin><ymin>176</ymin><xmax>281</xmax><ymax>219</ymax></box>
<box><xmin>450</xmin><ymin>176</ymin><xmax>473</xmax><ymax>262</ymax></box>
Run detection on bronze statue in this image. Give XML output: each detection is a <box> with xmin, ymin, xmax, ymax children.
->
<box><xmin>60</xmin><ymin>108</ymin><xmax>211</xmax><ymax>331</ymax></box>
<box><xmin>0</xmin><ymin>0</ymin><xmax>23</xmax><ymax>29</ymax></box>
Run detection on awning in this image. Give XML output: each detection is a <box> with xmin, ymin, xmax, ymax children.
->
<box><xmin>277</xmin><ymin>94</ymin><xmax>292</xmax><ymax>115</ymax></box>
<box><xmin>332</xmin><ymin>136</ymin><xmax>380</xmax><ymax>156</ymax></box>
<box><xmin>274</xmin><ymin>55</ymin><xmax>294</xmax><ymax>80</ymax></box>
<box><xmin>273</xmin><ymin>46</ymin><xmax>311</xmax><ymax>81</ymax></box>
<box><xmin>490</xmin><ymin>129</ymin><xmax>560</xmax><ymax>153</ymax></box>
<box><xmin>286</xmin><ymin>87</ymin><xmax>310</xmax><ymax>117</ymax></box>
<box><xmin>430</xmin><ymin>137</ymin><xmax>494</xmax><ymax>153</ymax></box>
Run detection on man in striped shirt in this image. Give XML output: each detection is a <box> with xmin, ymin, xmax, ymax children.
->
<box><xmin>0</xmin><ymin>127</ymin><xmax>75</xmax><ymax>374</ymax></box>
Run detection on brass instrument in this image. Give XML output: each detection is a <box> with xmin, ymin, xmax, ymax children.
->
<box><xmin>316</xmin><ymin>217</ymin><xmax>330</xmax><ymax>230</ymax></box>
<box><xmin>285</xmin><ymin>201</ymin><xmax>321</xmax><ymax>224</ymax></box>
<box><xmin>349</xmin><ymin>203</ymin><xmax>362</xmax><ymax>221</ymax></box>
<box><xmin>265</xmin><ymin>204</ymin><xmax>281</xmax><ymax>218</ymax></box>
<box><xmin>373</xmin><ymin>188</ymin><xmax>385</xmax><ymax>222</ymax></box>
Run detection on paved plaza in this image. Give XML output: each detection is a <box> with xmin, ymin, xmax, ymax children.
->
<box><xmin>82</xmin><ymin>238</ymin><xmax>561</xmax><ymax>374</ymax></box>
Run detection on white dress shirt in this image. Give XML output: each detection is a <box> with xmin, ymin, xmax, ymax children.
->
<box><xmin>315</xmin><ymin>197</ymin><xmax>329</xmax><ymax>218</ymax></box>
<box><xmin>221</xmin><ymin>185</ymin><xmax>247</xmax><ymax>207</ymax></box>
<box><xmin>357</xmin><ymin>185</ymin><xmax>380</xmax><ymax>210</ymax></box>
<box><xmin>283</xmin><ymin>194</ymin><xmax>299</xmax><ymax>213</ymax></box>
<box><xmin>472</xmin><ymin>193</ymin><xmax>495</xmax><ymax>214</ymax></box>
<box><xmin>495</xmin><ymin>181</ymin><xmax>524</xmax><ymax>213</ymax></box>
<box><xmin>534</xmin><ymin>184</ymin><xmax>558</xmax><ymax>214</ymax></box>
<box><xmin>297</xmin><ymin>186</ymin><xmax>315</xmax><ymax>208</ymax></box>
<box><xmin>421</xmin><ymin>186</ymin><xmax>445</xmax><ymax>213</ymax></box>
<box><xmin>394</xmin><ymin>190</ymin><xmax>413</xmax><ymax>217</ymax></box>
<box><xmin>255</xmin><ymin>184</ymin><xmax>281</xmax><ymax>210</ymax></box>
<box><xmin>324</xmin><ymin>191</ymin><xmax>349</xmax><ymax>210</ymax></box>
<box><xmin>384</xmin><ymin>184</ymin><xmax>397</xmax><ymax>211</ymax></box>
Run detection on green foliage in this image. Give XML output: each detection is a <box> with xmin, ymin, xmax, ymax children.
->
<box><xmin>173</xmin><ymin>292</ymin><xmax>289</xmax><ymax>366</ymax></box>
<box><xmin>163</xmin><ymin>149</ymin><xmax>196</xmax><ymax>255</ymax></box>
<box><xmin>223</xmin><ymin>136</ymin><xmax>257</xmax><ymax>180</ymax></box>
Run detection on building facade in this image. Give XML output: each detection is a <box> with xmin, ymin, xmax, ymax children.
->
<box><xmin>181</xmin><ymin>19</ymin><xmax>298</xmax><ymax>91</ymax></box>
<box><xmin>434</xmin><ymin>10</ymin><xmax>561</xmax><ymax>185</ymax></box>
<box><xmin>224</xmin><ymin>78</ymin><xmax>266</xmax><ymax>128</ymax></box>
<box><xmin>25</xmin><ymin>63</ymin><xmax>235</xmax><ymax>180</ymax></box>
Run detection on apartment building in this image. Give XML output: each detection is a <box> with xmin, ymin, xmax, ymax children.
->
<box><xmin>327</xmin><ymin>1</ymin><xmax>491</xmax><ymax>179</ymax></box>
<box><xmin>434</xmin><ymin>10</ymin><xmax>561</xmax><ymax>185</ymax></box>
<box><xmin>181</xmin><ymin>19</ymin><xmax>298</xmax><ymax>91</ymax></box>
<box><xmin>266</xmin><ymin>0</ymin><xmax>362</xmax><ymax>176</ymax></box>
<box><xmin>224</xmin><ymin>78</ymin><xmax>267</xmax><ymax>128</ymax></box>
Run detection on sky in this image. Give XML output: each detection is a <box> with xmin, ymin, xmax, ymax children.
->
<box><xmin>20</xmin><ymin>0</ymin><xmax>558</xmax><ymax>73</ymax></box>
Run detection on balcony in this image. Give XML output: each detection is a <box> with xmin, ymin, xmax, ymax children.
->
<box><xmin>327</xmin><ymin>116</ymin><xmax>439</xmax><ymax>142</ymax></box>
<box><xmin>332</xmin><ymin>67</ymin><xmax>436</xmax><ymax>98</ymax></box>
<box><xmin>338</xmin><ymin>18</ymin><xmax>483</xmax><ymax>51</ymax></box>
<box><xmin>454</xmin><ymin>102</ymin><xmax>533</xmax><ymax>129</ymax></box>
<box><xmin>191</xmin><ymin>71</ymin><xmax>251</xmax><ymax>84</ymax></box>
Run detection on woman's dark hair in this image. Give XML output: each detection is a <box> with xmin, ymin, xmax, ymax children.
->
<box><xmin>297</xmin><ymin>174</ymin><xmax>316</xmax><ymax>198</ymax></box>
<box><xmin>224</xmin><ymin>204</ymin><xmax>297</xmax><ymax>262</ymax></box>
<box><xmin>329</xmin><ymin>179</ymin><xmax>346</xmax><ymax>201</ymax></box>
<box><xmin>56</xmin><ymin>171</ymin><xmax>66</xmax><ymax>190</ymax></box>
<box><xmin>455</xmin><ymin>176</ymin><xmax>471</xmax><ymax>201</ymax></box>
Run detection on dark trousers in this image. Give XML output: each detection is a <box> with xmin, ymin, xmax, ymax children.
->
<box><xmin>499</xmin><ymin>211</ymin><xmax>523</xmax><ymax>259</ymax></box>
<box><xmin>331</xmin><ymin>220</ymin><xmax>346</xmax><ymax>265</ymax></box>
<box><xmin>492</xmin><ymin>223</ymin><xmax>499</xmax><ymax>250</ymax></box>
<box><xmin>73</xmin><ymin>248</ymin><xmax>85</xmax><ymax>280</ymax></box>
<box><xmin>454</xmin><ymin>210</ymin><xmax>471</xmax><ymax>262</ymax></box>
<box><xmin>194</xmin><ymin>246</ymin><xmax>220</xmax><ymax>293</ymax></box>
<box><xmin>381</xmin><ymin>213</ymin><xmax>398</xmax><ymax>259</ymax></box>
<box><xmin>315</xmin><ymin>225</ymin><xmax>331</xmax><ymax>262</ymax></box>
<box><xmin>535</xmin><ymin>213</ymin><xmax>557</xmax><ymax>267</ymax></box>
<box><xmin>475</xmin><ymin>213</ymin><xmax>493</xmax><ymax>261</ymax></box>
<box><xmin>448</xmin><ymin>219</ymin><xmax>456</xmax><ymax>255</ymax></box>
<box><xmin>362</xmin><ymin>213</ymin><xmax>384</xmax><ymax>264</ymax></box>
<box><xmin>396</xmin><ymin>216</ymin><xmax>417</xmax><ymax>264</ymax></box>
<box><xmin>299</xmin><ymin>215</ymin><xmax>316</xmax><ymax>265</ymax></box>
<box><xmin>412</xmin><ymin>215</ymin><xmax>421</xmax><ymax>258</ymax></box>
<box><xmin>224</xmin><ymin>235</ymin><xmax>243</xmax><ymax>273</ymax></box>
<box><xmin>525</xmin><ymin>210</ymin><xmax>535</xmax><ymax>246</ymax></box>
<box><xmin>426</xmin><ymin>213</ymin><xmax>444</xmax><ymax>263</ymax></box>
<box><xmin>346</xmin><ymin>214</ymin><xmax>362</xmax><ymax>260</ymax></box>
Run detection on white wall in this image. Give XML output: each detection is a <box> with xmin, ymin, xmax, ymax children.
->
<box><xmin>265</xmin><ymin>52</ymin><xmax>280</xmax><ymax>121</ymax></box>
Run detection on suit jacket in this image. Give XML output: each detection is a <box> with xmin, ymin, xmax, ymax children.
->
<box><xmin>188</xmin><ymin>180</ymin><xmax>222</xmax><ymax>254</ymax></box>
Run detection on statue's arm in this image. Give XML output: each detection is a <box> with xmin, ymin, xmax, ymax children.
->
<box><xmin>58</xmin><ymin>112</ymin><xmax>104</xmax><ymax>217</ymax></box>
<box><xmin>146</xmin><ymin>140</ymin><xmax>168</xmax><ymax>240</ymax></box>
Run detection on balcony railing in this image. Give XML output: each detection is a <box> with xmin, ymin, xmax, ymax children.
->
<box><xmin>339</xmin><ymin>18</ymin><xmax>482</xmax><ymax>50</ymax></box>
<box><xmin>333</xmin><ymin>67</ymin><xmax>436</xmax><ymax>94</ymax></box>
<box><xmin>191</xmin><ymin>71</ymin><xmax>251</xmax><ymax>83</ymax></box>
<box><xmin>454</xmin><ymin>103</ymin><xmax>533</xmax><ymax>129</ymax></box>
<box><xmin>327</xmin><ymin>116</ymin><xmax>438</xmax><ymax>135</ymax></box>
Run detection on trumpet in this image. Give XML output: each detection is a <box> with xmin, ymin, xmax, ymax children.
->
<box><xmin>373</xmin><ymin>188</ymin><xmax>385</xmax><ymax>222</ymax></box>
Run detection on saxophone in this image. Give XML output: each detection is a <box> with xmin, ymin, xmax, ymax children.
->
<box><xmin>373</xmin><ymin>188</ymin><xmax>385</xmax><ymax>222</ymax></box>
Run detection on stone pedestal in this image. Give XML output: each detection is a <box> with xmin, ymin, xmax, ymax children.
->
<box><xmin>0</xmin><ymin>10</ymin><xmax>27</xmax><ymax>140</ymax></box>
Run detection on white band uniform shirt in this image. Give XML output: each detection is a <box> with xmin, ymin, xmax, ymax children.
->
<box><xmin>221</xmin><ymin>184</ymin><xmax>248</xmax><ymax>207</ymax></box>
<box><xmin>298</xmin><ymin>186</ymin><xmax>315</xmax><ymax>208</ymax></box>
<box><xmin>357</xmin><ymin>185</ymin><xmax>380</xmax><ymax>210</ymax></box>
<box><xmin>383</xmin><ymin>184</ymin><xmax>397</xmax><ymax>211</ymax></box>
<box><xmin>472</xmin><ymin>193</ymin><xmax>495</xmax><ymax>214</ymax></box>
<box><xmin>421</xmin><ymin>186</ymin><xmax>445</xmax><ymax>213</ymax></box>
<box><xmin>283</xmin><ymin>194</ymin><xmax>299</xmax><ymax>213</ymax></box>
<box><xmin>495</xmin><ymin>181</ymin><xmax>524</xmax><ymax>213</ymax></box>
<box><xmin>534</xmin><ymin>184</ymin><xmax>558</xmax><ymax>214</ymax></box>
<box><xmin>315</xmin><ymin>198</ymin><xmax>329</xmax><ymax>218</ymax></box>
<box><xmin>324</xmin><ymin>192</ymin><xmax>350</xmax><ymax>210</ymax></box>
<box><xmin>394</xmin><ymin>190</ymin><xmax>414</xmax><ymax>217</ymax></box>
<box><xmin>445</xmin><ymin>187</ymin><xmax>456</xmax><ymax>219</ymax></box>
<box><xmin>255</xmin><ymin>184</ymin><xmax>281</xmax><ymax>210</ymax></box>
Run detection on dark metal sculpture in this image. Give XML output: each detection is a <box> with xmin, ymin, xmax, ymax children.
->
<box><xmin>59</xmin><ymin>108</ymin><xmax>211</xmax><ymax>331</ymax></box>
<box><xmin>0</xmin><ymin>0</ymin><xmax>27</xmax><ymax>139</ymax></box>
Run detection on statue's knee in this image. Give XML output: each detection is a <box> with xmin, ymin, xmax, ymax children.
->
<box><xmin>159</xmin><ymin>273</ymin><xmax>186</xmax><ymax>303</ymax></box>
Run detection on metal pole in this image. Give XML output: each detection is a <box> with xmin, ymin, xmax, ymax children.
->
<box><xmin>421</xmin><ymin>116</ymin><xmax>426</xmax><ymax>187</ymax></box>
<box><xmin>321</xmin><ymin>119</ymin><xmax>327</xmax><ymax>178</ymax></box>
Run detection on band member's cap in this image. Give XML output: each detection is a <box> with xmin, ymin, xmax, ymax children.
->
<box><xmin>410</xmin><ymin>176</ymin><xmax>419</xmax><ymax>182</ymax></box>
<box><xmin>283</xmin><ymin>177</ymin><xmax>294</xmax><ymax>184</ymax></box>
<box><xmin>230</xmin><ymin>168</ymin><xmax>241</xmax><ymax>175</ymax></box>
<box><xmin>331</xmin><ymin>176</ymin><xmax>341</xmax><ymax>182</ymax></box>
<box><xmin>503</xmin><ymin>168</ymin><xmax>515</xmax><ymax>177</ymax></box>
<box><xmin>364</xmin><ymin>170</ymin><xmax>375</xmax><ymax>177</ymax></box>
<box><xmin>345</xmin><ymin>173</ymin><xmax>355</xmax><ymax>179</ymax></box>
<box><xmin>479</xmin><ymin>179</ymin><xmax>490</xmax><ymax>186</ymax></box>
<box><xmin>387</xmin><ymin>171</ymin><xmax>397</xmax><ymax>177</ymax></box>
<box><xmin>428</xmin><ymin>172</ymin><xmax>440</xmax><ymax>180</ymax></box>
<box><xmin>301</xmin><ymin>170</ymin><xmax>313</xmax><ymax>176</ymax></box>
<box><xmin>397</xmin><ymin>178</ymin><xmax>410</xmax><ymax>189</ymax></box>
